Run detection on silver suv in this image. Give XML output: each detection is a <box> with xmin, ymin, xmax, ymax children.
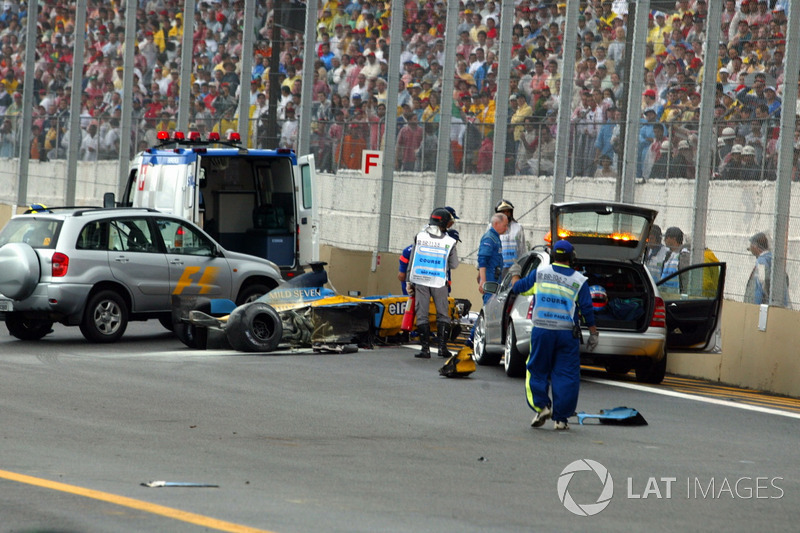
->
<box><xmin>0</xmin><ymin>207</ymin><xmax>283</xmax><ymax>343</ymax></box>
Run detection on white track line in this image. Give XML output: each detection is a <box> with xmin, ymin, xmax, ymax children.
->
<box><xmin>583</xmin><ymin>376</ymin><xmax>800</xmax><ymax>420</ymax></box>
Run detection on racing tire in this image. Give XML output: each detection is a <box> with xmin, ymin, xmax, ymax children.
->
<box><xmin>235</xmin><ymin>283</ymin><xmax>272</xmax><ymax>306</ymax></box>
<box><xmin>174</xmin><ymin>322</ymin><xmax>209</xmax><ymax>350</ymax></box>
<box><xmin>158</xmin><ymin>315</ymin><xmax>174</xmax><ymax>331</ymax></box>
<box><xmin>448</xmin><ymin>323</ymin><xmax>462</xmax><ymax>342</ymax></box>
<box><xmin>225</xmin><ymin>302</ymin><xmax>283</xmax><ymax>352</ymax></box>
<box><xmin>503</xmin><ymin>324</ymin><xmax>526</xmax><ymax>378</ymax></box>
<box><xmin>6</xmin><ymin>315</ymin><xmax>54</xmax><ymax>341</ymax></box>
<box><xmin>473</xmin><ymin>313</ymin><xmax>501</xmax><ymax>366</ymax></box>
<box><xmin>605</xmin><ymin>363</ymin><xmax>632</xmax><ymax>376</ymax></box>
<box><xmin>635</xmin><ymin>351</ymin><xmax>667</xmax><ymax>384</ymax></box>
<box><xmin>79</xmin><ymin>290</ymin><xmax>129</xmax><ymax>343</ymax></box>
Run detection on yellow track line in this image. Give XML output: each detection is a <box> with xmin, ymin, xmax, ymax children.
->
<box><xmin>0</xmin><ymin>469</ymin><xmax>275</xmax><ymax>533</ymax></box>
<box><xmin>669</xmin><ymin>388</ymin><xmax>800</xmax><ymax>412</ymax></box>
<box><xmin>582</xmin><ymin>366</ymin><xmax>800</xmax><ymax>411</ymax></box>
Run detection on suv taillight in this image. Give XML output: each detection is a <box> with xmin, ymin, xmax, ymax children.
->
<box><xmin>650</xmin><ymin>297</ymin><xmax>666</xmax><ymax>328</ymax></box>
<box><xmin>52</xmin><ymin>252</ymin><xmax>69</xmax><ymax>277</ymax></box>
<box><xmin>526</xmin><ymin>299</ymin><xmax>534</xmax><ymax>320</ymax></box>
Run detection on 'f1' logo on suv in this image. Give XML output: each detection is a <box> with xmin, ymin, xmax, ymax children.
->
<box><xmin>173</xmin><ymin>267</ymin><xmax>221</xmax><ymax>295</ymax></box>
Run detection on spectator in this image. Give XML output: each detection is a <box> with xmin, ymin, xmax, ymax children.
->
<box><xmin>99</xmin><ymin>118</ymin><xmax>120</xmax><ymax>160</ymax></box>
<box><xmin>279</xmin><ymin>106</ymin><xmax>298</xmax><ymax>150</ymax></box>
<box><xmin>645</xmin><ymin>225</ymin><xmax>670</xmax><ymax>280</ymax></box>
<box><xmin>594</xmin><ymin>154</ymin><xmax>617</xmax><ymax>178</ymax></box>
<box><xmin>0</xmin><ymin>118</ymin><xmax>15</xmax><ymax>158</ymax></box>
<box><xmin>763</xmin><ymin>85</ymin><xmax>781</xmax><ymax>117</ymax></box>
<box><xmin>739</xmin><ymin>145</ymin><xmax>761</xmax><ymax>180</ymax></box>
<box><xmin>660</xmin><ymin>226</ymin><xmax>691</xmax><ymax>292</ymax></box>
<box><xmin>649</xmin><ymin>140</ymin><xmax>672</xmax><ymax>180</ymax></box>
<box><xmin>79</xmin><ymin>122</ymin><xmax>99</xmax><ymax>162</ymax></box>
<box><xmin>530</xmin><ymin>124</ymin><xmax>556</xmax><ymax>176</ymax></box>
<box><xmin>396</xmin><ymin>113</ymin><xmax>423</xmax><ymax>171</ymax></box>
<box><xmin>719</xmin><ymin>144</ymin><xmax>744</xmax><ymax>180</ymax></box>
<box><xmin>516</xmin><ymin>117</ymin><xmax>538</xmax><ymax>175</ymax></box>
<box><xmin>607</xmin><ymin>26</ymin><xmax>627</xmax><ymax>76</ymax></box>
<box><xmin>671</xmin><ymin>140</ymin><xmax>694</xmax><ymax>179</ymax></box>
<box><xmin>595</xmin><ymin>105</ymin><xmax>618</xmax><ymax>165</ymax></box>
<box><xmin>745</xmin><ymin>232</ymin><xmax>789</xmax><ymax>306</ymax></box>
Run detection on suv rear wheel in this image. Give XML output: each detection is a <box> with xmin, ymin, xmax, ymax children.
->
<box><xmin>6</xmin><ymin>315</ymin><xmax>54</xmax><ymax>340</ymax></box>
<box><xmin>80</xmin><ymin>290</ymin><xmax>129</xmax><ymax>343</ymax></box>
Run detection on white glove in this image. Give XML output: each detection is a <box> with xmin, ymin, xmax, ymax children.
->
<box><xmin>507</xmin><ymin>262</ymin><xmax>522</xmax><ymax>278</ymax></box>
<box><xmin>586</xmin><ymin>332</ymin><xmax>599</xmax><ymax>352</ymax></box>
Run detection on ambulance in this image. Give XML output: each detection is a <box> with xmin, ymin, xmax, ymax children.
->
<box><xmin>119</xmin><ymin>131</ymin><xmax>318</xmax><ymax>276</ymax></box>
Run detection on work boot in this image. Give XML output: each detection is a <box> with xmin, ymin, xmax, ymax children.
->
<box><xmin>437</xmin><ymin>323</ymin><xmax>452</xmax><ymax>358</ymax></box>
<box><xmin>414</xmin><ymin>323</ymin><xmax>431</xmax><ymax>358</ymax></box>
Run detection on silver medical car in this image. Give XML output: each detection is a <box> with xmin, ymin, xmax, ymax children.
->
<box><xmin>474</xmin><ymin>202</ymin><xmax>726</xmax><ymax>384</ymax></box>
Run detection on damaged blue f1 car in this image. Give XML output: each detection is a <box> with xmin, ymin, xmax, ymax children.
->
<box><xmin>172</xmin><ymin>262</ymin><xmax>470</xmax><ymax>353</ymax></box>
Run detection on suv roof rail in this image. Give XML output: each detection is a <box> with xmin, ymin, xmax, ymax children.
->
<box><xmin>23</xmin><ymin>205</ymin><xmax>103</xmax><ymax>214</ymax></box>
<box><xmin>71</xmin><ymin>206</ymin><xmax>160</xmax><ymax>217</ymax></box>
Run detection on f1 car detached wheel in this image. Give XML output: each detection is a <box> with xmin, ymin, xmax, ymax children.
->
<box><xmin>225</xmin><ymin>302</ymin><xmax>283</xmax><ymax>352</ymax></box>
<box><xmin>80</xmin><ymin>290</ymin><xmax>129</xmax><ymax>343</ymax></box>
<box><xmin>235</xmin><ymin>283</ymin><xmax>271</xmax><ymax>306</ymax></box>
<box><xmin>173</xmin><ymin>298</ymin><xmax>211</xmax><ymax>350</ymax></box>
<box><xmin>504</xmin><ymin>324</ymin><xmax>526</xmax><ymax>378</ymax></box>
<box><xmin>635</xmin><ymin>350</ymin><xmax>667</xmax><ymax>384</ymax></box>
<box><xmin>158</xmin><ymin>315</ymin><xmax>175</xmax><ymax>331</ymax></box>
<box><xmin>473</xmin><ymin>313</ymin><xmax>500</xmax><ymax>366</ymax></box>
<box><xmin>6</xmin><ymin>315</ymin><xmax>54</xmax><ymax>341</ymax></box>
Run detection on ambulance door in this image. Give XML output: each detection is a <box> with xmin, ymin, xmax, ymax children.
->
<box><xmin>296</xmin><ymin>155</ymin><xmax>319</xmax><ymax>264</ymax></box>
<box><xmin>120</xmin><ymin>157</ymin><xmax>141</xmax><ymax>207</ymax></box>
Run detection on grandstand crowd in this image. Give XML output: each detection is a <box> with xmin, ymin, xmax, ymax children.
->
<box><xmin>0</xmin><ymin>0</ymin><xmax>796</xmax><ymax>180</ymax></box>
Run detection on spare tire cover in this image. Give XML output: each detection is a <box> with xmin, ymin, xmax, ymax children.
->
<box><xmin>0</xmin><ymin>243</ymin><xmax>41</xmax><ymax>300</ymax></box>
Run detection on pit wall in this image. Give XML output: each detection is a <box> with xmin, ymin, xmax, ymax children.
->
<box><xmin>320</xmin><ymin>245</ymin><xmax>800</xmax><ymax>398</ymax></box>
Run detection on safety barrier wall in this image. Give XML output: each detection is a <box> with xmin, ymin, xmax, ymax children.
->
<box><xmin>0</xmin><ymin>159</ymin><xmax>119</xmax><ymax>210</ymax></box>
<box><xmin>318</xmin><ymin>170</ymin><xmax>800</xmax><ymax>306</ymax></box>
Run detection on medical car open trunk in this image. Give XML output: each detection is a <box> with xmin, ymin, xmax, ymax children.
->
<box><xmin>550</xmin><ymin>202</ymin><xmax>659</xmax><ymax>333</ymax></box>
<box><xmin>573</xmin><ymin>259</ymin><xmax>655</xmax><ymax>332</ymax></box>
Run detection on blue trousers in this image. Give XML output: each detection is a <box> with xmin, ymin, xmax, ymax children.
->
<box><xmin>525</xmin><ymin>328</ymin><xmax>581</xmax><ymax>423</ymax></box>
